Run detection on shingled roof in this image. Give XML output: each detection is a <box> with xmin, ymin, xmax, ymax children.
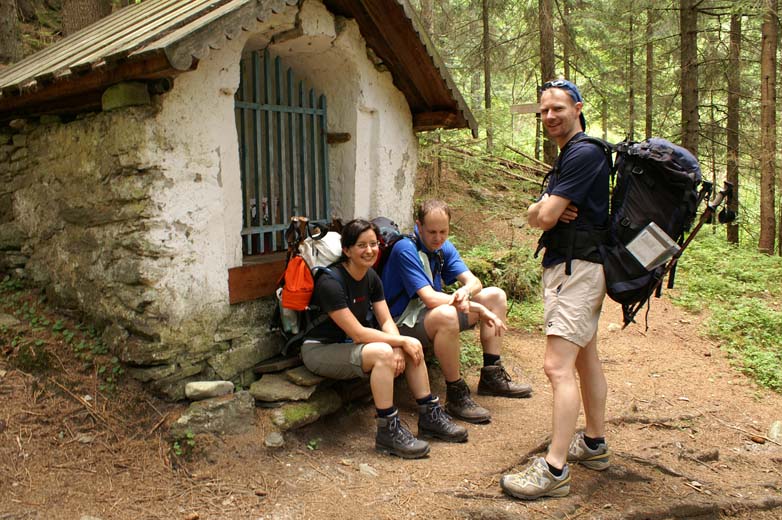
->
<box><xmin>0</xmin><ymin>0</ymin><xmax>477</xmax><ymax>136</ymax></box>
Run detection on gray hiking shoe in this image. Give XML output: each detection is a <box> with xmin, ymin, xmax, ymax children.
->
<box><xmin>418</xmin><ymin>397</ymin><xmax>468</xmax><ymax>443</ymax></box>
<box><xmin>445</xmin><ymin>379</ymin><xmax>491</xmax><ymax>424</ymax></box>
<box><xmin>567</xmin><ymin>431</ymin><xmax>611</xmax><ymax>470</ymax></box>
<box><xmin>500</xmin><ymin>457</ymin><xmax>571</xmax><ymax>500</ymax></box>
<box><xmin>477</xmin><ymin>361</ymin><xmax>533</xmax><ymax>398</ymax></box>
<box><xmin>376</xmin><ymin>411</ymin><xmax>430</xmax><ymax>459</ymax></box>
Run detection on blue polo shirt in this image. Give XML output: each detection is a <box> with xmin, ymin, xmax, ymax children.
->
<box><xmin>381</xmin><ymin>228</ymin><xmax>469</xmax><ymax>318</ymax></box>
<box><xmin>542</xmin><ymin>132</ymin><xmax>610</xmax><ymax>268</ymax></box>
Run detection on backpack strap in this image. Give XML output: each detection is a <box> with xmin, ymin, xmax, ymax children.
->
<box><xmin>536</xmin><ymin>134</ymin><xmax>614</xmax><ymax>274</ymax></box>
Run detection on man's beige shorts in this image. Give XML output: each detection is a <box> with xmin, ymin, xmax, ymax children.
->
<box><xmin>542</xmin><ymin>260</ymin><xmax>606</xmax><ymax>348</ymax></box>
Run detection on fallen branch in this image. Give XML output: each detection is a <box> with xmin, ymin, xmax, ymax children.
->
<box><xmin>505</xmin><ymin>144</ymin><xmax>551</xmax><ymax>170</ymax></box>
<box><xmin>698</xmin><ymin>408</ymin><xmax>782</xmax><ymax>446</ymax></box>
<box><xmin>607</xmin><ymin>411</ymin><xmax>705</xmax><ymax>426</ymax></box>
<box><xmin>615</xmin><ymin>450</ymin><xmax>691</xmax><ymax>479</ymax></box>
<box><xmin>147</xmin><ymin>413</ymin><xmax>168</xmax><ymax>436</ymax></box>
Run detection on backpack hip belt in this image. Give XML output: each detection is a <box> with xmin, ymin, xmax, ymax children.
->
<box><xmin>535</xmin><ymin>225</ymin><xmax>608</xmax><ymax>275</ymax></box>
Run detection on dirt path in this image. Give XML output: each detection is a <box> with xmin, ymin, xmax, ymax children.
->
<box><xmin>2</xmin><ymin>294</ymin><xmax>782</xmax><ymax>520</ymax></box>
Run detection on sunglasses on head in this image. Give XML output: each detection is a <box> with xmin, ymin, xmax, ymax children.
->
<box><xmin>541</xmin><ymin>79</ymin><xmax>569</xmax><ymax>90</ymax></box>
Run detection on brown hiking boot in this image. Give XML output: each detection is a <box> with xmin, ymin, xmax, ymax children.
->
<box><xmin>418</xmin><ymin>397</ymin><xmax>468</xmax><ymax>442</ymax></box>
<box><xmin>445</xmin><ymin>379</ymin><xmax>491</xmax><ymax>424</ymax></box>
<box><xmin>376</xmin><ymin>411</ymin><xmax>430</xmax><ymax>459</ymax></box>
<box><xmin>478</xmin><ymin>361</ymin><xmax>532</xmax><ymax>398</ymax></box>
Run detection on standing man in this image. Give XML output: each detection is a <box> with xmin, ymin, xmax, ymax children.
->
<box><xmin>382</xmin><ymin>199</ymin><xmax>532</xmax><ymax>425</ymax></box>
<box><xmin>500</xmin><ymin>79</ymin><xmax>611</xmax><ymax>500</ymax></box>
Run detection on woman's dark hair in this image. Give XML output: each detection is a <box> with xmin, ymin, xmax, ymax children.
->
<box><xmin>340</xmin><ymin>219</ymin><xmax>379</xmax><ymax>260</ymax></box>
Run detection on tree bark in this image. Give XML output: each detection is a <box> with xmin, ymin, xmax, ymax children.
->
<box><xmin>562</xmin><ymin>0</ymin><xmax>571</xmax><ymax>79</ymax></box>
<box><xmin>680</xmin><ymin>0</ymin><xmax>699</xmax><ymax>156</ymax></box>
<box><xmin>627</xmin><ymin>16</ymin><xmax>635</xmax><ymax>140</ymax></box>
<box><xmin>0</xmin><ymin>0</ymin><xmax>21</xmax><ymax>64</ymax></box>
<box><xmin>759</xmin><ymin>0</ymin><xmax>777</xmax><ymax>254</ymax></box>
<box><xmin>62</xmin><ymin>0</ymin><xmax>111</xmax><ymax>36</ymax></box>
<box><xmin>419</xmin><ymin>0</ymin><xmax>440</xmax><ymax>195</ymax></box>
<box><xmin>726</xmin><ymin>13</ymin><xmax>741</xmax><ymax>245</ymax></box>
<box><xmin>539</xmin><ymin>0</ymin><xmax>557</xmax><ymax>164</ymax></box>
<box><xmin>482</xmin><ymin>0</ymin><xmax>493</xmax><ymax>151</ymax></box>
<box><xmin>645</xmin><ymin>6</ymin><xmax>653</xmax><ymax>139</ymax></box>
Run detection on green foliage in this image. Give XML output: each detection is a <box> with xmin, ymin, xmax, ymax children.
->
<box><xmin>172</xmin><ymin>430</ymin><xmax>197</xmax><ymax>458</ymax></box>
<box><xmin>507</xmin><ymin>298</ymin><xmax>544</xmax><ymax>333</ymax></box>
<box><xmin>461</xmin><ymin>242</ymin><xmax>541</xmax><ymax>301</ymax></box>
<box><xmin>672</xmin><ymin>233</ymin><xmax>782</xmax><ymax>391</ymax></box>
<box><xmin>306</xmin><ymin>437</ymin><xmax>322</xmax><ymax>451</ymax></box>
<box><xmin>459</xmin><ymin>332</ymin><xmax>483</xmax><ymax>368</ymax></box>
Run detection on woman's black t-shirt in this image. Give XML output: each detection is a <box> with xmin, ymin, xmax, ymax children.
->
<box><xmin>304</xmin><ymin>264</ymin><xmax>385</xmax><ymax>343</ymax></box>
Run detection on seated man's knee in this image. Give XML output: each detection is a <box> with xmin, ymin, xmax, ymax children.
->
<box><xmin>478</xmin><ymin>286</ymin><xmax>507</xmax><ymax>309</ymax></box>
<box><xmin>426</xmin><ymin>304</ymin><xmax>461</xmax><ymax>333</ymax></box>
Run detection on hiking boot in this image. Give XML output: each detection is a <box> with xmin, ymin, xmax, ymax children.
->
<box><xmin>375</xmin><ymin>411</ymin><xmax>430</xmax><ymax>459</ymax></box>
<box><xmin>418</xmin><ymin>397</ymin><xmax>468</xmax><ymax>443</ymax></box>
<box><xmin>477</xmin><ymin>361</ymin><xmax>533</xmax><ymax>398</ymax></box>
<box><xmin>567</xmin><ymin>431</ymin><xmax>611</xmax><ymax>470</ymax></box>
<box><xmin>500</xmin><ymin>457</ymin><xmax>571</xmax><ymax>500</ymax></box>
<box><xmin>445</xmin><ymin>379</ymin><xmax>491</xmax><ymax>424</ymax></box>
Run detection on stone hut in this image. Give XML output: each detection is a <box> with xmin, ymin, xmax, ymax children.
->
<box><xmin>0</xmin><ymin>0</ymin><xmax>476</xmax><ymax>399</ymax></box>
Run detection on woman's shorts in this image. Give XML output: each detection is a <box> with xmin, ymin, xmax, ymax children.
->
<box><xmin>301</xmin><ymin>341</ymin><xmax>368</xmax><ymax>380</ymax></box>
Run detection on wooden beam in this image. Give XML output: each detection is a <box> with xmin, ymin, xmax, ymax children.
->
<box><xmin>326</xmin><ymin>132</ymin><xmax>351</xmax><ymax>144</ymax></box>
<box><xmin>0</xmin><ymin>54</ymin><xmax>176</xmax><ymax>120</ymax></box>
<box><xmin>227</xmin><ymin>254</ymin><xmax>286</xmax><ymax>305</ymax></box>
<box><xmin>510</xmin><ymin>103</ymin><xmax>540</xmax><ymax>115</ymax></box>
<box><xmin>413</xmin><ymin>111</ymin><xmax>458</xmax><ymax>132</ymax></box>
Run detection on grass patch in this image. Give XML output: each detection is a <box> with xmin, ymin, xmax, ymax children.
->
<box><xmin>671</xmin><ymin>232</ymin><xmax>782</xmax><ymax>391</ymax></box>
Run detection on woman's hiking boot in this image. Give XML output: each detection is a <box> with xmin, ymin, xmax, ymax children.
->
<box><xmin>375</xmin><ymin>411</ymin><xmax>430</xmax><ymax>459</ymax></box>
<box><xmin>567</xmin><ymin>431</ymin><xmax>611</xmax><ymax>470</ymax></box>
<box><xmin>445</xmin><ymin>379</ymin><xmax>491</xmax><ymax>424</ymax></box>
<box><xmin>417</xmin><ymin>397</ymin><xmax>468</xmax><ymax>442</ymax></box>
<box><xmin>477</xmin><ymin>361</ymin><xmax>533</xmax><ymax>398</ymax></box>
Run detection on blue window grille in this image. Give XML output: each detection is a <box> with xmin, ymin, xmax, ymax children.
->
<box><xmin>235</xmin><ymin>49</ymin><xmax>330</xmax><ymax>255</ymax></box>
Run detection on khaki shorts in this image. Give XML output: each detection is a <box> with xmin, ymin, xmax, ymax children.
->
<box><xmin>301</xmin><ymin>341</ymin><xmax>368</xmax><ymax>380</ymax></box>
<box><xmin>543</xmin><ymin>260</ymin><xmax>606</xmax><ymax>348</ymax></box>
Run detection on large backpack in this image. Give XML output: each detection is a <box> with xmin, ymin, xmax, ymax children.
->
<box><xmin>597</xmin><ymin>137</ymin><xmax>707</xmax><ymax>326</ymax></box>
<box><xmin>371</xmin><ymin>216</ymin><xmax>414</xmax><ymax>276</ymax></box>
<box><xmin>271</xmin><ymin>219</ymin><xmax>347</xmax><ymax>355</ymax></box>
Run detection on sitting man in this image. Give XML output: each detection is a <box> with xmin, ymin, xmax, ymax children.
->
<box><xmin>381</xmin><ymin>199</ymin><xmax>532</xmax><ymax>424</ymax></box>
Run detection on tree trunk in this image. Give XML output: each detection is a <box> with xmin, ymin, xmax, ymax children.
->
<box><xmin>726</xmin><ymin>13</ymin><xmax>741</xmax><ymax>245</ymax></box>
<box><xmin>562</xmin><ymin>0</ymin><xmax>571</xmax><ymax>79</ymax></box>
<box><xmin>0</xmin><ymin>0</ymin><xmax>21</xmax><ymax>64</ymax></box>
<box><xmin>539</xmin><ymin>0</ymin><xmax>557</xmax><ymax>164</ymax></box>
<box><xmin>627</xmin><ymin>16</ymin><xmax>635</xmax><ymax>140</ymax></box>
<box><xmin>62</xmin><ymin>0</ymin><xmax>111</xmax><ymax>36</ymax></box>
<box><xmin>482</xmin><ymin>0</ymin><xmax>493</xmax><ymax>151</ymax></box>
<box><xmin>645</xmin><ymin>6</ymin><xmax>653</xmax><ymax>139</ymax></box>
<box><xmin>759</xmin><ymin>0</ymin><xmax>777</xmax><ymax>254</ymax></box>
<box><xmin>680</xmin><ymin>0</ymin><xmax>698</xmax><ymax>156</ymax></box>
<box><xmin>419</xmin><ymin>0</ymin><xmax>440</xmax><ymax>195</ymax></box>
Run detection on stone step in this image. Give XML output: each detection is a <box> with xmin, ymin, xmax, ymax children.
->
<box><xmin>253</xmin><ymin>354</ymin><xmax>302</xmax><ymax>374</ymax></box>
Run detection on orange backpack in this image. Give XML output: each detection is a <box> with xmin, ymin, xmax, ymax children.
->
<box><xmin>281</xmin><ymin>256</ymin><xmax>314</xmax><ymax>311</ymax></box>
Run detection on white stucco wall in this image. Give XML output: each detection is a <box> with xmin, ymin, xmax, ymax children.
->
<box><xmin>270</xmin><ymin>0</ymin><xmax>419</xmax><ymax>230</ymax></box>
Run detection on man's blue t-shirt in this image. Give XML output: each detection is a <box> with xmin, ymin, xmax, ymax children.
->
<box><xmin>542</xmin><ymin>132</ymin><xmax>610</xmax><ymax>268</ymax></box>
<box><xmin>381</xmin><ymin>228</ymin><xmax>469</xmax><ymax>318</ymax></box>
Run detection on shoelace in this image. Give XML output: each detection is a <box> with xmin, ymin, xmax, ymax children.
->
<box><xmin>389</xmin><ymin>416</ymin><xmax>417</xmax><ymax>443</ymax></box>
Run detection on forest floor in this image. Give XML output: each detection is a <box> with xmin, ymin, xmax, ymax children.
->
<box><xmin>2</xmin><ymin>166</ymin><xmax>782</xmax><ymax>520</ymax></box>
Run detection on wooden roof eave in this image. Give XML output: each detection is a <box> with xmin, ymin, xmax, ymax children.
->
<box><xmin>0</xmin><ymin>53</ymin><xmax>177</xmax><ymax>121</ymax></box>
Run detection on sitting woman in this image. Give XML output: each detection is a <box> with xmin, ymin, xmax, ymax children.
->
<box><xmin>302</xmin><ymin>218</ymin><xmax>467</xmax><ymax>458</ymax></box>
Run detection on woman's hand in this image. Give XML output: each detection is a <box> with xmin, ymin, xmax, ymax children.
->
<box><xmin>399</xmin><ymin>336</ymin><xmax>424</xmax><ymax>366</ymax></box>
<box><xmin>392</xmin><ymin>347</ymin><xmax>406</xmax><ymax>377</ymax></box>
